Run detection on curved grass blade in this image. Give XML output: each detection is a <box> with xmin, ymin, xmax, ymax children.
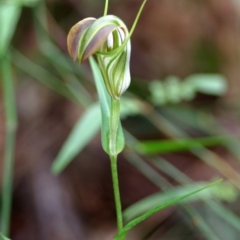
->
<box><xmin>97</xmin><ymin>0</ymin><xmax>148</xmax><ymax>59</ymax></box>
<box><xmin>12</xmin><ymin>49</ymin><xmax>83</xmax><ymax>105</ymax></box>
<box><xmin>0</xmin><ymin>233</ymin><xmax>10</xmax><ymax>240</ymax></box>
<box><xmin>153</xmin><ymin>157</ymin><xmax>240</xmax><ymax>233</ymax></box>
<box><xmin>116</xmin><ymin>179</ymin><xmax>222</xmax><ymax>239</ymax></box>
<box><xmin>123</xmin><ymin>182</ymin><xmax>225</xmax><ymax>222</ymax></box>
<box><xmin>0</xmin><ymin>3</ymin><xmax>21</xmax><ymax>57</ymax></box>
<box><xmin>1</xmin><ymin>54</ymin><xmax>17</xmax><ymax>236</ymax></box>
<box><xmin>124</xmin><ymin>149</ymin><xmax>221</xmax><ymax>240</ymax></box>
<box><xmin>126</xmin><ymin>131</ymin><xmax>240</xmax><ymax>236</ymax></box>
<box><xmin>51</xmin><ymin>103</ymin><xmax>101</xmax><ymax>174</ymax></box>
<box><xmin>134</xmin><ymin>135</ymin><xmax>232</xmax><ymax>155</ymax></box>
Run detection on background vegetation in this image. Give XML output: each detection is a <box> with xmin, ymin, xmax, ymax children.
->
<box><xmin>1</xmin><ymin>0</ymin><xmax>240</xmax><ymax>239</ymax></box>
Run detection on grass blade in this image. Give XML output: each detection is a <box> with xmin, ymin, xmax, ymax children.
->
<box><xmin>116</xmin><ymin>180</ymin><xmax>222</xmax><ymax>239</ymax></box>
<box><xmin>0</xmin><ymin>53</ymin><xmax>17</xmax><ymax>236</ymax></box>
<box><xmin>0</xmin><ymin>233</ymin><xmax>11</xmax><ymax>240</ymax></box>
<box><xmin>134</xmin><ymin>135</ymin><xmax>232</xmax><ymax>155</ymax></box>
<box><xmin>12</xmin><ymin>49</ymin><xmax>83</xmax><ymax>105</ymax></box>
<box><xmin>0</xmin><ymin>3</ymin><xmax>21</xmax><ymax>57</ymax></box>
<box><xmin>124</xmin><ymin>149</ymin><xmax>221</xmax><ymax>240</ymax></box>
<box><xmin>153</xmin><ymin>157</ymin><xmax>240</xmax><ymax>233</ymax></box>
<box><xmin>123</xmin><ymin>182</ymin><xmax>224</xmax><ymax>222</ymax></box>
<box><xmin>126</xmin><ymin>130</ymin><xmax>240</xmax><ymax>235</ymax></box>
<box><xmin>51</xmin><ymin>103</ymin><xmax>101</xmax><ymax>174</ymax></box>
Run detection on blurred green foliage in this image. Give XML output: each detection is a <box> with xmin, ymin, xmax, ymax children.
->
<box><xmin>149</xmin><ymin>74</ymin><xmax>227</xmax><ymax>105</ymax></box>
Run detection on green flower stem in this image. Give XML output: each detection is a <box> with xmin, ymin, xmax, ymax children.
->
<box><xmin>109</xmin><ymin>98</ymin><xmax>123</xmax><ymax>235</ymax></box>
<box><xmin>110</xmin><ymin>155</ymin><xmax>123</xmax><ymax>234</ymax></box>
<box><xmin>0</xmin><ymin>53</ymin><xmax>17</xmax><ymax>236</ymax></box>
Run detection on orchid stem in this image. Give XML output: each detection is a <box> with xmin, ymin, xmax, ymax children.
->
<box><xmin>110</xmin><ymin>155</ymin><xmax>123</xmax><ymax>233</ymax></box>
<box><xmin>109</xmin><ymin>98</ymin><xmax>123</xmax><ymax>234</ymax></box>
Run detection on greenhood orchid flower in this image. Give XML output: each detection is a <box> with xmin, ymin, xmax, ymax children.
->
<box><xmin>66</xmin><ymin>1</ymin><xmax>150</xmax><ymax>239</ymax></box>
<box><xmin>67</xmin><ymin>15</ymin><xmax>131</xmax><ymax>99</ymax></box>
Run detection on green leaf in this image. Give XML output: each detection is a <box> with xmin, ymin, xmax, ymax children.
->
<box><xmin>115</xmin><ymin>179</ymin><xmax>222</xmax><ymax>239</ymax></box>
<box><xmin>2</xmin><ymin>0</ymin><xmax>38</xmax><ymax>6</ymax></box>
<box><xmin>123</xmin><ymin>181</ymin><xmax>231</xmax><ymax>222</ymax></box>
<box><xmin>51</xmin><ymin>103</ymin><xmax>101</xmax><ymax>174</ymax></box>
<box><xmin>134</xmin><ymin>135</ymin><xmax>231</xmax><ymax>155</ymax></box>
<box><xmin>0</xmin><ymin>233</ymin><xmax>10</xmax><ymax>240</ymax></box>
<box><xmin>0</xmin><ymin>3</ymin><xmax>21</xmax><ymax>57</ymax></box>
<box><xmin>12</xmin><ymin>49</ymin><xmax>82</xmax><ymax>105</ymax></box>
<box><xmin>89</xmin><ymin>56</ymin><xmax>124</xmax><ymax>155</ymax></box>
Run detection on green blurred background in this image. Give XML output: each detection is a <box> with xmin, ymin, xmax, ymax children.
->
<box><xmin>1</xmin><ymin>0</ymin><xmax>240</xmax><ymax>239</ymax></box>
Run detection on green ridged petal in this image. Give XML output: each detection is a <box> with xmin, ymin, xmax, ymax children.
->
<box><xmin>67</xmin><ymin>15</ymin><xmax>131</xmax><ymax>99</ymax></box>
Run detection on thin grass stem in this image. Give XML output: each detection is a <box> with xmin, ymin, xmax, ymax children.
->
<box><xmin>0</xmin><ymin>53</ymin><xmax>17</xmax><ymax>236</ymax></box>
<box><xmin>103</xmin><ymin>0</ymin><xmax>109</xmax><ymax>16</ymax></box>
